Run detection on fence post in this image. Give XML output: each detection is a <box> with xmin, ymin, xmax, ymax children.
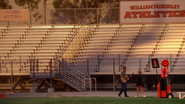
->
<box><xmin>59</xmin><ymin>60</ymin><xmax>61</xmax><ymax>78</ymax></box>
<box><xmin>11</xmin><ymin>60</ymin><xmax>13</xmax><ymax>92</ymax></box>
<box><xmin>148</xmin><ymin>54</ymin><xmax>151</xmax><ymax>72</ymax></box>
<box><xmin>118</xmin><ymin>54</ymin><xmax>120</xmax><ymax>72</ymax></box>
<box><xmin>62</xmin><ymin>59</ymin><xmax>64</xmax><ymax>72</ymax></box>
<box><xmin>0</xmin><ymin>56</ymin><xmax>1</xmax><ymax>73</ymax></box>
<box><xmin>97</xmin><ymin>8</ymin><xmax>98</xmax><ymax>24</ymax></box>
<box><xmin>30</xmin><ymin>10</ymin><xmax>32</xmax><ymax>25</ymax></box>
<box><xmin>170</xmin><ymin>54</ymin><xmax>172</xmax><ymax>72</ymax></box>
<box><xmin>87</xmin><ymin>58</ymin><xmax>89</xmax><ymax>73</ymax></box>
<box><xmin>50</xmin><ymin>59</ymin><xmax>52</xmax><ymax>88</ymax></box>
<box><xmin>43</xmin><ymin>0</ymin><xmax>46</xmax><ymax>25</ymax></box>
<box><xmin>30</xmin><ymin>59</ymin><xmax>32</xmax><ymax>75</ymax></box>
<box><xmin>139</xmin><ymin>58</ymin><xmax>141</xmax><ymax>71</ymax></box>
<box><xmin>33</xmin><ymin>59</ymin><xmax>35</xmax><ymax>90</ymax></box>
<box><xmin>74</xmin><ymin>9</ymin><xmax>76</xmax><ymax>24</ymax></box>
<box><xmin>90</xmin><ymin>78</ymin><xmax>92</xmax><ymax>92</ymax></box>
<box><xmin>37</xmin><ymin>59</ymin><xmax>39</xmax><ymax>73</ymax></box>
<box><xmin>113</xmin><ymin>58</ymin><xmax>115</xmax><ymax>91</ymax></box>
<box><xmin>98</xmin><ymin>55</ymin><xmax>100</xmax><ymax>72</ymax></box>
<box><xmin>79</xmin><ymin>73</ymin><xmax>81</xmax><ymax>91</ymax></box>
<box><xmin>19</xmin><ymin>56</ymin><xmax>21</xmax><ymax>72</ymax></box>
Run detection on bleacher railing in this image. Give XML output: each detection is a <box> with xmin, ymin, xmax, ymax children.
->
<box><xmin>0</xmin><ymin>56</ymin><xmax>184</xmax><ymax>75</ymax></box>
<box><xmin>57</xmin><ymin>18</ymin><xmax>86</xmax><ymax>59</ymax></box>
<box><xmin>56</xmin><ymin>58</ymin><xmax>91</xmax><ymax>91</ymax></box>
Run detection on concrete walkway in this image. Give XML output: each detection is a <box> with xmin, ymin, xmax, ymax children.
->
<box><xmin>0</xmin><ymin>91</ymin><xmax>179</xmax><ymax>98</ymax></box>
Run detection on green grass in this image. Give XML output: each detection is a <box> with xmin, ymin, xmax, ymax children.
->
<box><xmin>0</xmin><ymin>97</ymin><xmax>184</xmax><ymax>104</ymax></box>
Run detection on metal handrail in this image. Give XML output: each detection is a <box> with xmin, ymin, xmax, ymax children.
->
<box><xmin>61</xmin><ymin>58</ymin><xmax>90</xmax><ymax>77</ymax></box>
<box><xmin>57</xmin><ymin>18</ymin><xmax>86</xmax><ymax>59</ymax></box>
<box><xmin>59</xmin><ymin>61</ymin><xmax>90</xmax><ymax>91</ymax></box>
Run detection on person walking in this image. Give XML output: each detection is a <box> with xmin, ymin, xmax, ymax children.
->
<box><xmin>118</xmin><ymin>67</ymin><xmax>132</xmax><ymax>97</ymax></box>
<box><xmin>135</xmin><ymin>71</ymin><xmax>146</xmax><ymax>97</ymax></box>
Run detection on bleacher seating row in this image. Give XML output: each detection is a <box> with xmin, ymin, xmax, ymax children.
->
<box><xmin>0</xmin><ymin>24</ymin><xmax>185</xmax><ymax>75</ymax></box>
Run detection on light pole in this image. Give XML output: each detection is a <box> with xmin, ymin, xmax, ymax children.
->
<box><xmin>43</xmin><ymin>0</ymin><xmax>47</xmax><ymax>25</ymax></box>
<box><xmin>43</xmin><ymin>0</ymin><xmax>53</xmax><ymax>25</ymax></box>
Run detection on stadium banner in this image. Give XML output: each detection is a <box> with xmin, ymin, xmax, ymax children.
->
<box><xmin>0</xmin><ymin>9</ymin><xmax>30</xmax><ymax>21</ymax></box>
<box><xmin>120</xmin><ymin>0</ymin><xmax>185</xmax><ymax>24</ymax></box>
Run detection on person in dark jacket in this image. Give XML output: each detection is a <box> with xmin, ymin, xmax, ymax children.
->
<box><xmin>135</xmin><ymin>71</ymin><xmax>146</xmax><ymax>97</ymax></box>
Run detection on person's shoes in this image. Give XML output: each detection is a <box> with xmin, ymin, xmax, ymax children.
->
<box><xmin>118</xmin><ymin>94</ymin><xmax>121</xmax><ymax>97</ymax></box>
<box><xmin>143</xmin><ymin>95</ymin><xmax>146</xmax><ymax>97</ymax></box>
<box><xmin>125</xmin><ymin>96</ymin><xmax>129</xmax><ymax>97</ymax></box>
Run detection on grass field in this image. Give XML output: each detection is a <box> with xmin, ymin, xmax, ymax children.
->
<box><xmin>0</xmin><ymin>97</ymin><xmax>185</xmax><ymax>104</ymax></box>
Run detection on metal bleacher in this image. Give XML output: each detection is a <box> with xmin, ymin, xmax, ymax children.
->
<box><xmin>73</xmin><ymin>24</ymin><xmax>185</xmax><ymax>75</ymax></box>
<box><xmin>1</xmin><ymin>24</ymin><xmax>185</xmax><ymax>76</ymax></box>
<box><xmin>0</xmin><ymin>25</ymin><xmax>75</xmax><ymax>74</ymax></box>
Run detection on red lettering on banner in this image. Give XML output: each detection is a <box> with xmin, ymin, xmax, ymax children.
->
<box><xmin>139</xmin><ymin>12</ymin><xmax>147</xmax><ymax>18</ymax></box>
<box><xmin>124</xmin><ymin>10</ymin><xmax>185</xmax><ymax>19</ymax></box>
<box><xmin>176</xmin><ymin>5</ymin><xmax>180</xmax><ymax>9</ymax></box>
<box><xmin>147</xmin><ymin>5</ymin><xmax>154</xmax><ymax>9</ymax></box>
<box><xmin>139</xmin><ymin>12</ymin><xmax>143</xmax><ymax>18</ymax></box>
<box><xmin>143</xmin><ymin>12</ymin><xmax>147</xmax><ymax>18</ymax></box>
<box><xmin>124</xmin><ymin>12</ymin><xmax>132</xmax><ymax>18</ymax></box>
<box><xmin>130</xmin><ymin>6</ymin><xmax>136</xmax><ymax>10</ymax></box>
<box><xmin>154</xmin><ymin>11</ymin><xmax>160</xmax><ymax>18</ymax></box>
<box><xmin>130</xmin><ymin>4</ymin><xmax>180</xmax><ymax>10</ymax></box>
<box><xmin>169</xmin><ymin>11</ymin><xmax>173</xmax><ymax>17</ymax></box>
<box><xmin>160</xmin><ymin>11</ymin><xmax>169</xmax><ymax>17</ymax></box>
<box><xmin>147</xmin><ymin>11</ymin><xmax>154</xmax><ymax>18</ymax></box>
<box><xmin>180</xmin><ymin>10</ymin><xmax>185</xmax><ymax>17</ymax></box>
<box><xmin>174</xmin><ymin>11</ymin><xmax>180</xmax><ymax>17</ymax></box>
<box><xmin>154</xmin><ymin>4</ymin><xmax>159</xmax><ymax>9</ymax></box>
<box><xmin>131</xmin><ymin>12</ymin><xmax>139</xmax><ymax>18</ymax></box>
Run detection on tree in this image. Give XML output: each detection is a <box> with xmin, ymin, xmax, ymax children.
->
<box><xmin>14</xmin><ymin>0</ymin><xmax>42</xmax><ymax>23</ymax></box>
<box><xmin>0</xmin><ymin>0</ymin><xmax>12</xmax><ymax>9</ymax></box>
<box><xmin>53</xmin><ymin>0</ymin><xmax>117</xmax><ymax>8</ymax></box>
<box><xmin>51</xmin><ymin>0</ymin><xmax>115</xmax><ymax>24</ymax></box>
<box><xmin>52</xmin><ymin>0</ymin><xmax>119</xmax><ymax>24</ymax></box>
<box><xmin>14</xmin><ymin>0</ymin><xmax>40</xmax><ymax>10</ymax></box>
<box><xmin>52</xmin><ymin>0</ymin><xmax>78</xmax><ymax>24</ymax></box>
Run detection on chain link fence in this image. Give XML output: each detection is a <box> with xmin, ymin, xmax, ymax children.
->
<box><xmin>0</xmin><ymin>8</ymin><xmax>119</xmax><ymax>26</ymax></box>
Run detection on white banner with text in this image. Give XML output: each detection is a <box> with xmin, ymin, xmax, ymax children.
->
<box><xmin>120</xmin><ymin>0</ymin><xmax>185</xmax><ymax>24</ymax></box>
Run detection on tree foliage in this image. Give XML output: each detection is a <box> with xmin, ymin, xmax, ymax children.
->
<box><xmin>14</xmin><ymin>0</ymin><xmax>42</xmax><ymax>22</ymax></box>
<box><xmin>0</xmin><ymin>0</ymin><xmax>119</xmax><ymax>24</ymax></box>
<box><xmin>14</xmin><ymin>0</ymin><xmax>40</xmax><ymax>10</ymax></box>
<box><xmin>52</xmin><ymin>0</ymin><xmax>118</xmax><ymax>9</ymax></box>
<box><xmin>52</xmin><ymin>0</ymin><xmax>119</xmax><ymax>24</ymax></box>
<box><xmin>0</xmin><ymin>0</ymin><xmax>12</xmax><ymax>9</ymax></box>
